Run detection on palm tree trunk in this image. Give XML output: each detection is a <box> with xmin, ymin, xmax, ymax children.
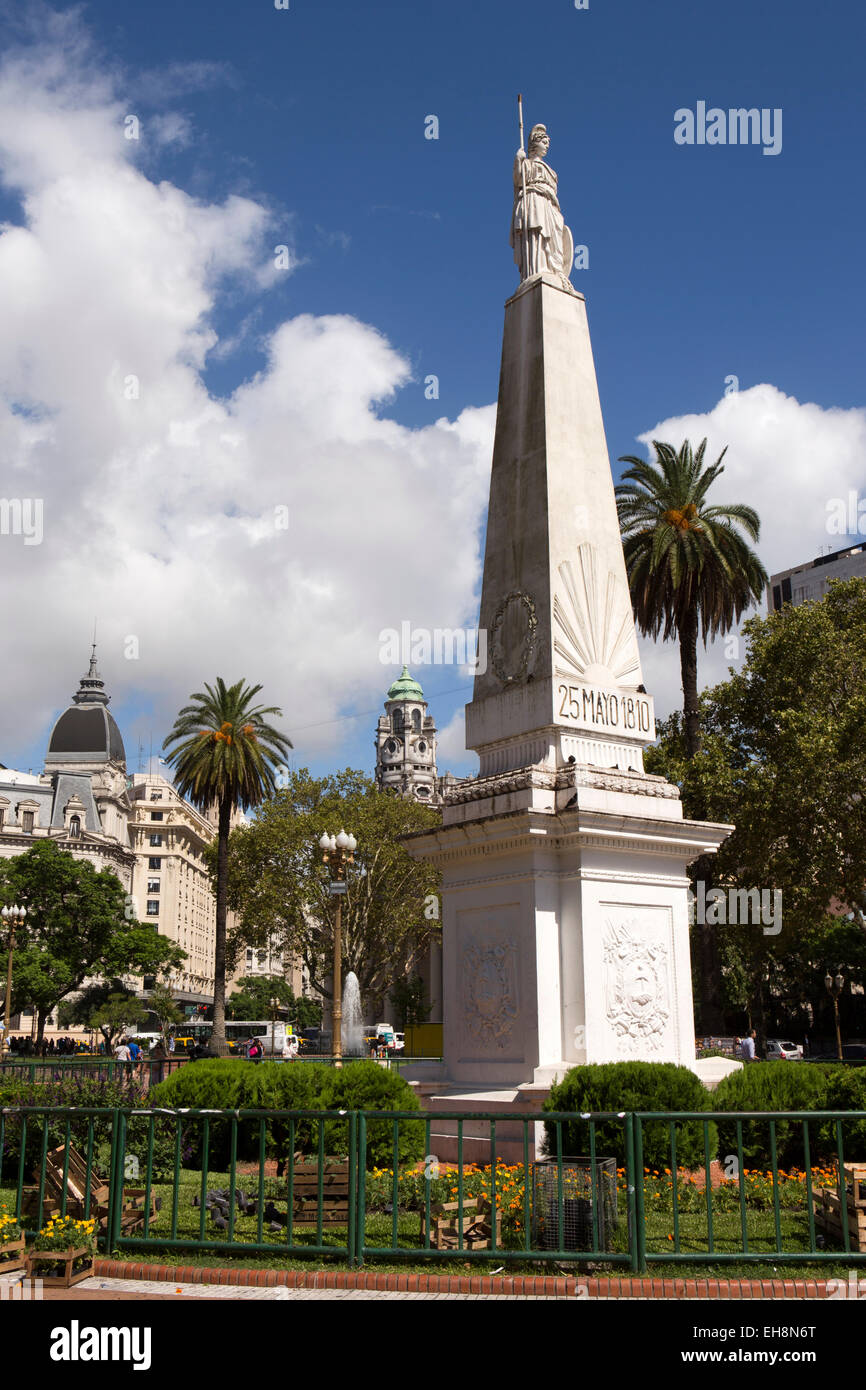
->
<box><xmin>211</xmin><ymin>796</ymin><xmax>231</xmax><ymax>1052</ymax></box>
<box><xmin>679</xmin><ymin>607</ymin><xmax>701</xmax><ymax>759</ymax></box>
<box><xmin>679</xmin><ymin>613</ymin><xmax>725</xmax><ymax>1028</ymax></box>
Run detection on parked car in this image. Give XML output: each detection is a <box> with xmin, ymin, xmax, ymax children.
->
<box><xmin>766</xmin><ymin>1039</ymin><xmax>803</xmax><ymax>1061</ymax></box>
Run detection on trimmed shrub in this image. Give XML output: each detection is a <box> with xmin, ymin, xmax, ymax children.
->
<box><xmin>148</xmin><ymin>1059</ymin><xmax>423</xmax><ymax>1169</ymax></box>
<box><xmin>714</xmin><ymin>1063</ymin><xmax>866</xmax><ymax>1167</ymax></box>
<box><xmin>543</xmin><ymin>1062</ymin><xmax>716</xmax><ymax>1171</ymax></box>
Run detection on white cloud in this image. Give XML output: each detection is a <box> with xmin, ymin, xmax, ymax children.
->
<box><xmin>633</xmin><ymin>384</ymin><xmax>866</xmax><ymax>718</ymax></box>
<box><xmin>0</xmin><ymin>18</ymin><xmax>493</xmax><ymax>768</ymax></box>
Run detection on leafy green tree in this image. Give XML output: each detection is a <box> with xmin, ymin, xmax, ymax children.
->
<box><xmin>616</xmin><ymin>438</ymin><xmax>767</xmax><ymax>761</ymax></box>
<box><xmin>222</xmin><ymin>769</ymin><xmax>441</xmax><ymax>1013</ymax></box>
<box><xmin>0</xmin><ymin>842</ymin><xmax>185</xmax><ymax>1039</ymax></box>
<box><xmin>58</xmin><ymin>981</ymin><xmax>148</xmax><ymax>1049</ymax></box>
<box><xmin>145</xmin><ymin>981</ymin><xmax>184</xmax><ymax>1041</ymax></box>
<box><xmin>162</xmin><ymin>677</ymin><xmax>292</xmax><ymax>1052</ymax></box>
<box><xmin>646</xmin><ymin>578</ymin><xmax>866</xmax><ymax>1042</ymax></box>
<box><xmin>226</xmin><ymin>974</ymin><xmax>322</xmax><ymax>1029</ymax></box>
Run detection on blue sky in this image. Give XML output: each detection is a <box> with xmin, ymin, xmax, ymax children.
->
<box><xmin>0</xmin><ymin>0</ymin><xmax>864</xmax><ymax>782</ymax></box>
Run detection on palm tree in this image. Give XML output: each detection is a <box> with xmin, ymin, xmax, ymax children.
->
<box><xmin>162</xmin><ymin>679</ymin><xmax>292</xmax><ymax>1052</ymax></box>
<box><xmin>615</xmin><ymin>438</ymin><xmax>767</xmax><ymax>759</ymax></box>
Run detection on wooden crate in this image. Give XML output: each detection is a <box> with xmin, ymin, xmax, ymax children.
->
<box><xmin>285</xmin><ymin>1158</ymin><xmax>351</xmax><ymax>1227</ymax></box>
<box><xmin>0</xmin><ymin>1238</ymin><xmax>26</xmax><ymax>1274</ymax></box>
<box><xmin>44</xmin><ymin>1146</ymin><xmax>110</xmax><ymax>1208</ymax></box>
<box><xmin>118</xmin><ymin>1188</ymin><xmax>159</xmax><ymax>1232</ymax></box>
<box><xmin>813</xmin><ymin>1187</ymin><xmax>866</xmax><ymax>1253</ymax></box>
<box><xmin>25</xmin><ymin>1247</ymin><xmax>94</xmax><ymax>1288</ymax></box>
<box><xmin>421</xmin><ymin>1197</ymin><xmax>502</xmax><ymax>1251</ymax></box>
<box><xmin>843</xmin><ymin>1163</ymin><xmax>866</xmax><ymax>1208</ymax></box>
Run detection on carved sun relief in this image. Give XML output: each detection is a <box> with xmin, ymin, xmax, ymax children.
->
<box><xmin>603</xmin><ymin>916</ymin><xmax>671</xmax><ymax>1052</ymax></box>
<box><xmin>553</xmin><ymin>544</ymin><xmax>641</xmax><ymax>686</ymax></box>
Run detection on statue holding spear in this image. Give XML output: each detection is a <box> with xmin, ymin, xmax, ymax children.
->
<box><xmin>510</xmin><ymin>97</ymin><xmax>574</xmax><ymax>289</ymax></box>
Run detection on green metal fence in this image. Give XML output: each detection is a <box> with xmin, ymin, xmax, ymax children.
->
<box><xmin>2</xmin><ymin>1103</ymin><xmax>864</xmax><ymax>1269</ymax></box>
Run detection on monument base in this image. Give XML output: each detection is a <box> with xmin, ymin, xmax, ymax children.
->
<box><xmin>407</xmin><ymin>761</ymin><xmax>732</xmax><ymax>1088</ymax></box>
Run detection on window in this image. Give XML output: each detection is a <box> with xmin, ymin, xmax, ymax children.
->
<box><xmin>150</xmin><ymin>811</ymin><xmax>164</xmax><ymax>821</ymax></box>
<box><xmin>146</xmin><ymin>900</ymin><xmax>160</xmax><ymax>916</ymax></box>
<box><xmin>21</xmin><ymin>811</ymin><xmax>34</xmax><ymax>833</ymax></box>
<box><xmin>0</xmin><ymin>809</ymin><xmax>5</xmax><ymax>829</ymax></box>
<box><xmin>148</xmin><ymin>857</ymin><xmax>162</xmax><ymax>870</ymax></box>
<box><xmin>147</xmin><ymin>878</ymin><xmax>160</xmax><ymax>894</ymax></box>
<box><xmin>149</xmin><ymin>834</ymin><xmax>163</xmax><ymax>847</ymax></box>
<box><xmin>69</xmin><ymin>815</ymin><xmax>81</xmax><ymax>838</ymax></box>
<box><xmin>149</xmin><ymin>791</ymin><xmax>162</xmax><ymax>801</ymax></box>
<box><xmin>412</xmin><ymin>709</ymin><xmax>421</xmax><ymax>732</ymax></box>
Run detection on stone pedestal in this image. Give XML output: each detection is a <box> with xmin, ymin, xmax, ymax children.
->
<box><xmin>409</xmin><ymin>766</ymin><xmax>729</xmax><ymax>1087</ymax></box>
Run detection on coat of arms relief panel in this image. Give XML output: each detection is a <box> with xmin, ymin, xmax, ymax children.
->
<box><xmin>600</xmin><ymin>906</ymin><xmax>677</xmax><ymax>1057</ymax></box>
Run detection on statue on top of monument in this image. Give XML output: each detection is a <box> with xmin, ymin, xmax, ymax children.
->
<box><xmin>510</xmin><ymin>107</ymin><xmax>574</xmax><ymax>291</ymax></box>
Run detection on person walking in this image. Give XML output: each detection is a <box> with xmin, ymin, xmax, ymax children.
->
<box><xmin>282</xmin><ymin>1033</ymin><xmax>299</xmax><ymax>1062</ymax></box>
<box><xmin>246</xmin><ymin>1036</ymin><xmax>263</xmax><ymax>1063</ymax></box>
<box><xmin>740</xmin><ymin>1030</ymin><xmax>757</xmax><ymax>1062</ymax></box>
<box><xmin>114</xmin><ymin>1036</ymin><xmax>133</xmax><ymax>1083</ymax></box>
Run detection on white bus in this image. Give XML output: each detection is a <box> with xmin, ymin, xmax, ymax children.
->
<box><xmin>224</xmin><ymin>1020</ymin><xmax>291</xmax><ymax>1056</ymax></box>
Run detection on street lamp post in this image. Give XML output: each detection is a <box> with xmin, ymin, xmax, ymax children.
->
<box><xmin>318</xmin><ymin>830</ymin><xmax>357</xmax><ymax>1070</ymax></box>
<box><xmin>1</xmin><ymin>905</ymin><xmax>26</xmax><ymax>1056</ymax></box>
<box><xmin>824</xmin><ymin>970</ymin><xmax>845</xmax><ymax>1062</ymax></box>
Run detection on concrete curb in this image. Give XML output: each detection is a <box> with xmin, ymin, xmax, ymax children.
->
<box><xmin>92</xmin><ymin>1260</ymin><xmax>833</xmax><ymax>1299</ymax></box>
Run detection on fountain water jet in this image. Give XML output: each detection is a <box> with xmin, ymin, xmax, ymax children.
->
<box><xmin>341</xmin><ymin>972</ymin><xmax>366</xmax><ymax>1058</ymax></box>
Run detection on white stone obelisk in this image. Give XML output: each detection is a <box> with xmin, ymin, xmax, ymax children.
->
<box><xmin>408</xmin><ymin>121</ymin><xmax>732</xmax><ymax>1091</ymax></box>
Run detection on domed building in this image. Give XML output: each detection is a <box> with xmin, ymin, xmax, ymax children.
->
<box><xmin>0</xmin><ymin>648</ymin><xmax>135</xmax><ymax>886</ymax></box>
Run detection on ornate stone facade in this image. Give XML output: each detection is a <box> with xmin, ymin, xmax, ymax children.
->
<box><xmin>374</xmin><ymin>666</ymin><xmax>443</xmax><ymax>806</ymax></box>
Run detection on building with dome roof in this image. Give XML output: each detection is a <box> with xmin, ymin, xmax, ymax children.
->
<box><xmin>375</xmin><ymin>666</ymin><xmax>444</xmax><ymax>804</ymax></box>
<box><xmin>0</xmin><ymin>648</ymin><xmax>302</xmax><ymax>1036</ymax></box>
<box><xmin>0</xmin><ymin>648</ymin><xmax>135</xmax><ymax>886</ymax></box>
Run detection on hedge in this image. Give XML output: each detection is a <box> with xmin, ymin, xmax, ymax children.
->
<box><xmin>713</xmin><ymin>1062</ymin><xmax>866</xmax><ymax>1167</ymax></box>
<box><xmin>147</xmin><ymin>1060</ymin><xmax>425</xmax><ymax>1170</ymax></box>
<box><xmin>542</xmin><ymin>1062</ymin><xmax>716</xmax><ymax>1170</ymax></box>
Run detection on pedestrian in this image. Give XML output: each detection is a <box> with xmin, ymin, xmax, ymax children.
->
<box><xmin>282</xmin><ymin>1033</ymin><xmax>299</xmax><ymax>1062</ymax></box>
<box><xmin>733</xmin><ymin>1036</ymin><xmax>741</xmax><ymax>1058</ymax></box>
<box><xmin>246</xmin><ymin>1036</ymin><xmax>263</xmax><ymax>1063</ymax></box>
<box><xmin>168</xmin><ymin>1034</ymin><xmax>176</xmax><ymax>1055</ymax></box>
<box><xmin>740</xmin><ymin>1030</ymin><xmax>757</xmax><ymax>1062</ymax></box>
<box><xmin>114</xmin><ymin>1036</ymin><xmax>133</xmax><ymax>1082</ymax></box>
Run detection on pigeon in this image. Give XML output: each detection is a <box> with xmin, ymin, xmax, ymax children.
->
<box><xmin>154</xmin><ymin>1197</ymin><xmax>163</xmax><ymax>1212</ymax></box>
<box><xmin>264</xmin><ymin>1201</ymin><xmax>287</xmax><ymax>1226</ymax></box>
<box><xmin>191</xmin><ymin>1195</ymin><xmax>200</xmax><ymax>1208</ymax></box>
<box><xmin>268</xmin><ymin>1221</ymin><xmax>283</xmax><ymax>1233</ymax></box>
<box><xmin>211</xmin><ymin>1212</ymin><xmax>229</xmax><ymax>1231</ymax></box>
